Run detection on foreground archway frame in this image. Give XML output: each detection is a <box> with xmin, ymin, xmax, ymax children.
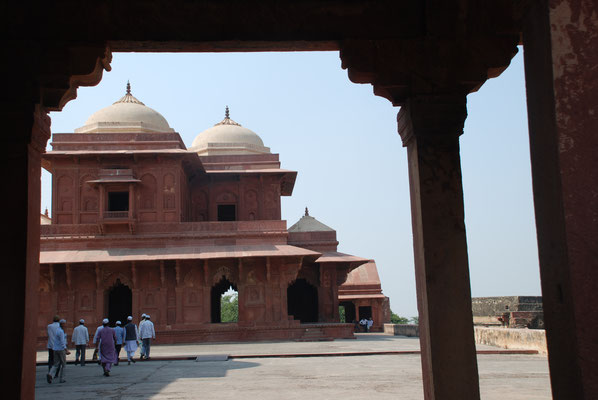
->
<box><xmin>5</xmin><ymin>1</ymin><xmax>597</xmax><ymax>399</ymax></box>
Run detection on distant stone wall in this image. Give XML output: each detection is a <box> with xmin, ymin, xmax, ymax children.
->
<box><xmin>474</xmin><ymin>327</ymin><xmax>547</xmax><ymax>354</ymax></box>
<box><xmin>472</xmin><ymin>296</ymin><xmax>544</xmax><ymax>329</ymax></box>
<box><xmin>384</xmin><ymin>324</ymin><xmax>419</xmax><ymax>337</ymax></box>
<box><xmin>472</xmin><ymin>296</ymin><xmax>543</xmax><ymax>316</ymax></box>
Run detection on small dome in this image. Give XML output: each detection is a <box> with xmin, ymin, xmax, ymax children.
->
<box><xmin>191</xmin><ymin>107</ymin><xmax>270</xmax><ymax>156</ymax></box>
<box><xmin>288</xmin><ymin>208</ymin><xmax>335</xmax><ymax>232</ymax></box>
<box><xmin>75</xmin><ymin>82</ymin><xmax>174</xmax><ymax>133</ymax></box>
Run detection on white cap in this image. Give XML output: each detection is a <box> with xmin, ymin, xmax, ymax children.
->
<box><xmin>127</xmin><ymin>316</ymin><xmax>133</xmax><ymax>321</ymax></box>
<box><xmin>141</xmin><ymin>313</ymin><xmax>146</xmax><ymax>318</ymax></box>
<box><xmin>59</xmin><ymin>319</ymin><xmax>66</xmax><ymax>324</ymax></box>
<box><xmin>79</xmin><ymin>319</ymin><xmax>85</xmax><ymax>323</ymax></box>
<box><xmin>102</xmin><ymin>318</ymin><xmax>109</xmax><ymax>324</ymax></box>
<box><xmin>116</xmin><ymin>321</ymin><xmax>121</xmax><ymax>325</ymax></box>
<box><xmin>146</xmin><ymin>315</ymin><xmax>151</xmax><ymax>319</ymax></box>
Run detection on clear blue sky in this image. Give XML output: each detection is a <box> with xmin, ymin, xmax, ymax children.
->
<box><xmin>43</xmin><ymin>49</ymin><xmax>541</xmax><ymax>318</ymax></box>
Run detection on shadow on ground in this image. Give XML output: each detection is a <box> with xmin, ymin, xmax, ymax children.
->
<box><xmin>36</xmin><ymin>359</ymin><xmax>259</xmax><ymax>399</ymax></box>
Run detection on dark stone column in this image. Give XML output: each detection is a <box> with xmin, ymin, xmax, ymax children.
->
<box><xmin>523</xmin><ymin>1</ymin><xmax>598</xmax><ymax>398</ymax></box>
<box><xmin>397</xmin><ymin>94</ymin><xmax>480</xmax><ymax>400</ymax></box>
<box><xmin>3</xmin><ymin>103</ymin><xmax>50</xmax><ymax>399</ymax></box>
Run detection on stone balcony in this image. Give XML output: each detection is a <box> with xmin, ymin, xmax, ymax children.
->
<box><xmin>40</xmin><ymin>220</ymin><xmax>290</xmax><ymax>250</ymax></box>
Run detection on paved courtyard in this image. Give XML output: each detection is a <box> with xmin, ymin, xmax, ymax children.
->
<box><xmin>36</xmin><ymin>334</ymin><xmax>552</xmax><ymax>399</ymax></box>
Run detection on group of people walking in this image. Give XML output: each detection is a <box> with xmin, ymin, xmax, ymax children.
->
<box><xmin>358</xmin><ymin>317</ymin><xmax>374</xmax><ymax>332</ymax></box>
<box><xmin>46</xmin><ymin>313</ymin><xmax>156</xmax><ymax>384</ymax></box>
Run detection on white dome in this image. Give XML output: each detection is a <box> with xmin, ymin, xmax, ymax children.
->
<box><xmin>75</xmin><ymin>83</ymin><xmax>174</xmax><ymax>133</ymax></box>
<box><xmin>191</xmin><ymin>107</ymin><xmax>270</xmax><ymax>156</ymax></box>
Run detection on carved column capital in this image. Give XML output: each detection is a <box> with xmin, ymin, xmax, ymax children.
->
<box><xmin>30</xmin><ymin>104</ymin><xmax>51</xmax><ymax>153</ymax></box>
<box><xmin>397</xmin><ymin>94</ymin><xmax>467</xmax><ymax>147</ymax></box>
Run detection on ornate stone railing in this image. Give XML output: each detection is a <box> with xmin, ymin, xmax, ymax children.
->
<box><xmin>103</xmin><ymin>211</ymin><xmax>129</xmax><ymax>219</ymax></box>
<box><xmin>41</xmin><ymin>220</ymin><xmax>287</xmax><ymax>238</ymax></box>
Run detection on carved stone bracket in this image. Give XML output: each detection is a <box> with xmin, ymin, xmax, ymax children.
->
<box><xmin>340</xmin><ymin>37</ymin><xmax>518</xmax><ymax>106</ymax></box>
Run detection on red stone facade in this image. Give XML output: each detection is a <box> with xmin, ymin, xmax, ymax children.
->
<box><xmin>38</xmin><ymin>104</ymin><xmax>389</xmax><ymax>346</ymax></box>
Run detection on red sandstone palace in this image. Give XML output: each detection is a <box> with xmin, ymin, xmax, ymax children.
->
<box><xmin>38</xmin><ymin>85</ymin><xmax>390</xmax><ymax>346</ymax></box>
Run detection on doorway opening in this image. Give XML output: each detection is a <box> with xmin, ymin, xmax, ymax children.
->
<box><xmin>211</xmin><ymin>276</ymin><xmax>238</xmax><ymax>323</ymax></box>
<box><xmin>220</xmin><ymin>288</ymin><xmax>239</xmax><ymax>323</ymax></box>
<box><xmin>108</xmin><ymin>191</ymin><xmax>129</xmax><ymax>211</ymax></box>
<box><xmin>287</xmin><ymin>279</ymin><xmax>318</xmax><ymax>323</ymax></box>
<box><xmin>340</xmin><ymin>301</ymin><xmax>356</xmax><ymax>323</ymax></box>
<box><xmin>358</xmin><ymin>305</ymin><xmax>372</xmax><ymax>320</ymax></box>
<box><xmin>108</xmin><ymin>279</ymin><xmax>132</xmax><ymax>326</ymax></box>
<box><xmin>217</xmin><ymin>204</ymin><xmax>236</xmax><ymax>221</ymax></box>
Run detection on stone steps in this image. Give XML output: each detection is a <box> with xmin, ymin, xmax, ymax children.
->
<box><xmin>296</xmin><ymin>327</ymin><xmax>333</xmax><ymax>342</ymax></box>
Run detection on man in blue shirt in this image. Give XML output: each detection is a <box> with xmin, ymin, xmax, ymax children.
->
<box><xmin>114</xmin><ymin>321</ymin><xmax>126</xmax><ymax>366</ymax></box>
<box><xmin>47</xmin><ymin>319</ymin><xmax>71</xmax><ymax>384</ymax></box>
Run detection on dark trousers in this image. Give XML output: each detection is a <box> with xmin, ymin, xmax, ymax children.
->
<box><xmin>115</xmin><ymin>344</ymin><xmax>122</xmax><ymax>364</ymax></box>
<box><xmin>48</xmin><ymin>349</ymin><xmax>54</xmax><ymax>371</ymax></box>
<box><xmin>142</xmin><ymin>338</ymin><xmax>151</xmax><ymax>357</ymax></box>
<box><xmin>75</xmin><ymin>345</ymin><xmax>86</xmax><ymax>366</ymax></box>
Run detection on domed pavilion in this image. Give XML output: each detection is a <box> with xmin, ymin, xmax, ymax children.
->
<box><xmin>38</xmin><ymin>84</ymin><xmax>390</xmax><ymax>347</ymax></box>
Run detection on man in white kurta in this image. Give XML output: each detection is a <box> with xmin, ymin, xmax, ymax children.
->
<box><xmin>71</xmin><ymin>319</ymin><xmax>89</xmax><ymax>366</ymax></box>
<box><xmin>139</xmin><ymin>314</ymin><xmax>156</xmax><ymax>360</ymax></box>
<box><xmin>138</xmin><ymin>314</ymin><xmax>146</xmax><ymax>357</ymax></box>
<box><xmin>46</xmin><ymin>316</ymin><xmax>60</xmax><ymax>372</ymax></box>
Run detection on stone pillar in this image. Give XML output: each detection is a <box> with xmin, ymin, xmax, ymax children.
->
<box><xmin>264</xmin><ymin>257</ymin><xmax>273</xmax><ymax>322</ymax></box>
<box><xmin>201</xmin><ymin>260</ymin><xmax>210</xmax><ymax>323</ymax></box>
<box><xmin>3</xmin><ymin>103</ymin><xmax>49</xmax><ymax>399</ymax></box>
<box><xmin>159</xmin><ymin>261</ymin><xmax>167</xmax><ymax>329</ymax></box>
<box><xmin>128</xmin><ymin>183</ymin><xmax>134</xmax><ymax>219</ymax></box>
<box><xmin>523</xmin><ymin>1</ymin><xmax>598</xmax><ymax>398</ymax></box>
<box><xmin>131</xmin><ymin>262</ymin><xmax>139</xmax><ymax>321</ymax></box>
<box><xmin>94</xmin><ymin>263</ymin><xmax>104</xmax><ymax>324</ymax></box>
<box><xmin>397</xmin><ymin>94</ymin><xmax>480</xmax><ymax>400</ymax></box>
<box><xmin>99</xmin><ymin>185</ymin><xmax>105</xmax><ymax>220</ymax></box>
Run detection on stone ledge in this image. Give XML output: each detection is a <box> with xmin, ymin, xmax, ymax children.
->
<box><xmin>474</xmin><ymin>326</ymin><xmax>547</xmax><ymax>354</ymax></box>
<box><xmin>383</xmin><ymin>324</ymin><xmax>419</xmax><ymax>337</ymax></box>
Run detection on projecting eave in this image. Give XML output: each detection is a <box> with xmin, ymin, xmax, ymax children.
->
<box><xmin>315</xmin><ymin>251</ymin><xmax>370</xmax><ymax>270</ymax></box>
<box><xmin>42</xmin><ymin>149</ymin><xmax>205</xmax><ymax>176</ymax></box>
<box><xmin>40</xmin><ymin>244</ymin><xmax>320</xmax><ymax>264</ymax></box>
<box><xmin>207</xmin><ymin>169</ymin><xmax>297</xmax><ymax>196</ymax></box>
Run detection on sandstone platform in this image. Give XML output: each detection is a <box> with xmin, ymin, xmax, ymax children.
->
<box><xmin>36</xmin><ymin>334</ymin><xmax>552</xmax><ymax>399</ymax></box>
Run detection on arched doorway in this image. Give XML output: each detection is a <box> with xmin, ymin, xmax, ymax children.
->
<box><xmin>287</xmin><ymin>279</ymin><xmax>318</xmax><ymax>323</ymax></box>
<box><xmin>108</xmin><ymin>279</ymin><xmax>132</xmax><ymax>326</ymax></box>
<box><xmin>211</xmin><ymin>276</ymin><xmax>238</xmax><ymax>323</ymax></box>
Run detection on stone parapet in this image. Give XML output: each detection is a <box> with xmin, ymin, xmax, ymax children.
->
<box><xmin>36</xmin><ymin>323</ymin><xmax>355</xmax><ymax>349</ymax></box>
<box><xmin>474</xmin><ymin>327</ymin><xmax>547</xmax><ymax>354</ymax></box>
<box><xmin>384</xmin><ymin>324</ymin><xmax>419</xmax><ymax>337</ymax></box>
<box><xmin>41</xmin><ymin>220</ymin><xmax>287</xmax><ymax>238</ymax></box>
<box><xmin>472</xmin><ymin>296</ymin><xmax>543</xmax><ymax>316</ymax></box>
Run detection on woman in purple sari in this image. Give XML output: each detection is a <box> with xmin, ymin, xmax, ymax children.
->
<box><xmin>97</xmin><ymin>318</ymin><xmax>117</xmax><ymax>376</ymax></box>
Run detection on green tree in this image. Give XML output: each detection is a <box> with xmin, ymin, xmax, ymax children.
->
<box><xmin>390</xmin><ymin>311</ymin><xmax>409</xmax><ymax>324</ymax></box>
<box><xmin>221</xmin><ymin>292</ymin><xmax>238</xmax><ymax>322</ymax></box>
<box><xmin>339</xmin><ymin>306</ymin><xmax>346</xmax><ymax>323</ymax></box>
<box><xmin>410</xmin><ymin>316</ymin><xmax>419</xmax><ymax>325</ymax></box>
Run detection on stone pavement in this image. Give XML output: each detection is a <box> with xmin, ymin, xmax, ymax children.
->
<box><xmin>36</xmin><ymin>334</ymin><xmax>552</xmax><ymax>399</ymax></box>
